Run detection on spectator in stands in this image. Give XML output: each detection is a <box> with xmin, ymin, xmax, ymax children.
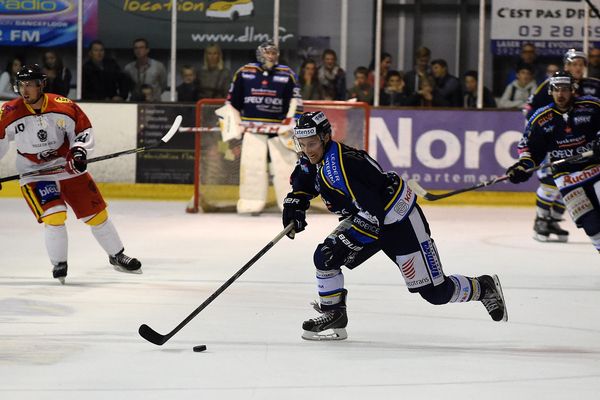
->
<box><xmin>379</xmin><ymin>70</ymin><xmax>419</xmax><ymax>106</ymax></box>
<box><xmin>545</xmin><ymin>62</ymin><xmax>560</xmax><ymax>79</ymax></box>
<box><xmin>498</xmin><ymin>63</ymin><xmax>536</xmax><ymax>109</ymax></box>
<box><xmin>0</xmin><ymin>56</ymin><xmax>23</xmax><ymax>99</ymax></box>
<box><xmin>588</xmin><ymin>47</ymin><xmax>600</xmax><ymax>79</ymax></box>
<box><xmin>124</xmin><ymin>38</ymin><xmax>167</xmax><ymax>102</ymax></box>
<box><xmin>404</xmin><ymin>46</ymin><xmax>433</xmax><ymax>97</ymax></box>
<box><xmin>462</xmin><ymin>70</ymin><xmax>496</xmax><ymax>108</ymax></box>
<box><xmin>368</xmin><ymin>52</ymin><xmax>392</xmax><ymax>89</ymax></box>
<box><xmin>176</xmin><ymin>65</ymin><xmax>200</xmax><ymax>102</ymax></box>
<box><xmin>41</xmin><ymin>50</ymin><xmax>71</xmax><ymax>97</ymax></box>
<box><xmin>83</xmin><ymin>40</ymin><xmax>129</xmax><ymax>101</ymax></box>
<box><xmin>416</xmin><ymin>76</ymin><xmax>441</xmax><ymax>107</ymax></box>
<box><xmin>505</xmin><ymin>43</ymin><xmax>546</xmax><ymax>85</ymax></box>
<box><xmin>198</xmin><ymin>43</ymin><xmax>230</xmax><ymax>99</ymax></box>
<box><xmin>318</xmin><ymin>49</ymin><xmax>346</xmax><ymax>100</ymax></box>
<box><xmin>431</xmin><ymin>58</ymin><xmax>462</xmax><ymax>107</ymax></box>
<box><xmin>299</xmin><ymin>59</ymin><xmax>325</xmax><ymax>100</ymax></box>
<box><xmin>347</xmin><ymin>66</ymin><xmax>373</xmax><ymax>104</ymax></box>
<box><xmin>140</xmin><ymin>84</ymin><xmax>154</xmax><ymax>102</ymax></box>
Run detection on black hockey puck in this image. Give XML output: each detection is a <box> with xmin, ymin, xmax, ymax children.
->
<box><xmin>193</xmin><ymin>345</ymin><xmax>207</xmax><ymax>352</ymax></box>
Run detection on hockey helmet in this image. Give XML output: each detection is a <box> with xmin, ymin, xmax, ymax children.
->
<box><xmin>548</xmin><ymin>70</ymin><xmax>575</xmax><ymax>94</ymax></box>
<box><xmin>293</xmin><ymin>111</ymin><xmax>333</xmax><ymax>155</ymax></box>
<box><xmin>256</xmin><ymin>41</ymin><xmax>279</xmax><ymax>67</ymax></box>
<box><xmin>14</xmin><ymin>64</ymin><xmax>46</xmax><ymax>93</ymax></box>
<box><xmin>563</xmin><ymin>48</ymin><xmax>587</xmax><ymax>65</ymax></box>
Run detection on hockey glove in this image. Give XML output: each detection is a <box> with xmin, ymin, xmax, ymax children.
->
<box><xmin>321</xmin><ymin>231</ymin><xmax>364</xmax><ymax>269</ymax></box>
<box><xmin>506</xmin><ymin>159</ymin><xmax>534</xmax><ymax>184</ymax></box>
<box><xmin>282</xmin><ymin>192</ymin><xmax>310</xmax><ymax>239</ymax></box>
<box><xmin>65</xmin><ymin>146</ymin><xmax>87</xmax><ymax>175</ymax></box>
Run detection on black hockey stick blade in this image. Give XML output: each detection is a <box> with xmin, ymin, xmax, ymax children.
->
<box><xmin>138</xmin><ymin>223</ymin><xmax>294</xmax><ymax>346</ymax></box>
<box><xmin>409</xmin><ymin>149</ymin><xmax>594</xmax><ymax>201</ymax></box>
<box><xmin>0</xmin><ymin>115</ymin><xmax>183</xmax><ymax>183</ymax></box>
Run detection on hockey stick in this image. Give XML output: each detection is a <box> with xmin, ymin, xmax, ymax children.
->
<box><xmin>0</xmin><ymin>115</ymin><xmax>183</xmax><ymax>183</ymax></box>
<box><xmin>179</xmin><ymin>121</ymin><xmax>294</xmax><ymax>134</ymax></box>
<box><xmin>138</xmin><ymin>223</ymin><xmax>294</xmax><ymax>346</ymax></box>
<box><xmin>408</xmin><ymin>150</ymin><xmax>594</xmax><ymax>201</ymax></box>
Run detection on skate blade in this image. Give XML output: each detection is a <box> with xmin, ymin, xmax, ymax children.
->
<box><xmin>56</xmin><ymin>277</ymin><xmax>65</xmax><ymax>285</ymax></box>
<box><xmin>113</xmin><ymin>265</ymin><xmax>143</xmax><ymax>274</ymax></box>
<box><xmin>533</xmin><ymin>233</ymin><xmax>569</xmax><ymax>243</ymax></box>
<box><xmin>533</xmin><ymin>233</ymin><xmax>549</xmax><ymax>242</ymax></box>
<box><xmin>555</xmin><ymin>234</ymin><xmax>568</xmax><ymax>243</ymax></box>
<box><xmin>301</xmin><ymin>328</ymin><xmax>347</xmax><ymax>341</ymax></box>
<box><xmin>491</xmin><ymin>274</ymin><xmax>508</xmax><ymax>322</ymax></box>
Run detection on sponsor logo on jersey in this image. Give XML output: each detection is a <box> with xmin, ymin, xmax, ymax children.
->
<box><xmin>556</xmin><ymin>165</ymin><xmax>600</xmax><ymax>188</ymax></box>
<box><xmin>574</xmin><ymin>115</ymin><xmax>591</xmax><ymax>124</ymax></box>
<box><xmin>273</xmin><ymin>75</ymin><xmax>289</xmax><ymax>83</ymax></box>
<box><xmin>241</xmin><ymin>73</ymin><xmax>256</xmax><ymax>80</ymax></box>
<box><xmin>397</xmin><ymin>251</ymin><xmax>431</xmax><ymax>288</ymax></box>
<box><xmin>35</xmin><ymin>182</ymin><xmax>60</xmax><ymax>205</ymax></box>
<box><xmin>420</xmin><ymin>239</ymin><xmax>441</xmax><ymax>279</ymax></box>
<box><xmin>536</xmin><ymin>112</ymin><xmax>553</xmax><ymax>126</ymax></box>
<box><xmin>54</xmin><ymin>97</ymin><xmax>71</xmax><ymax>103</ymax></box>
<box><xmin>37</xmin><ymin>129</ymin><xmax>48</xmax><ymax>142</ymax></box>
<box><xmin>324</xmin><ymin>153</ymin><xmax>342</xmax><ymax>185</ymax></box>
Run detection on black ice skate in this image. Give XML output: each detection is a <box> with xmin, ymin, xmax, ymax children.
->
<box><xmin>478</xmin><ymin>274</ymin><xmax>508</xmax><ymax>322</ymax></box>
<box><xmin>109</xmin><ymin>249</ymin><xmax>142</xmax><ymax>274</ymax></box>
<box><xmin>302</xmin><ymin>290</ymin><xmax>348</xmax><ymax>341</ymax></box>
<box><xmin>52</xmin><ymin>261</ymin><xmax>68</xmax><ymax>284</ymax></box>
<box><xmin>533</xmin><ymin>216</ymin><xmax>569</xmax><ymax>242</ymax></box>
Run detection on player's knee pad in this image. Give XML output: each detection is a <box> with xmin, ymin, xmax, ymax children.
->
<box><xmin>83</xmin><ymin>209</ymin><xmax>108</xmax><ymax>226</ymax></box>
<box><xmin>417</xmin><ymin>279</ymin><xmax>453</xmax><ymax>305</ymax></box>
<box><xmin>41</xmin><ymin>211</ymin><xmax>67</xmax><ymax>226</ymax></box>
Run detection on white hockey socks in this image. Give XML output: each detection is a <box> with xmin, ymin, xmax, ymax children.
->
<box><xmin>44</xmin><ymin>224</ymin><xmax>68</xmax><ymax>265</ymax></box>
<box><xmin>448</xmin><ymin>275</ymin><xmax>481</xmax><ymax>303</ymax></box>
<box><xmin>316</xmin><ymin>269</ymin><xmax>345</xmax><ymax>307</ymax></box>
<box><xmin>90</xmin><ymin>218</ymin><xmax>124</xmax><ymax>257</ymax></box>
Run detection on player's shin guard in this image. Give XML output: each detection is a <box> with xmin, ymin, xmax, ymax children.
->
<box><xmin>448</xmin><ymin>275</ymin><xmax>481</xmax><ymax>303</ymax></box>
<box><xmin>44</xmin><ymin>223</ymin><xmax>68</xmax><ymax>283</ymax></box>
<box><xmin>89</xmin><ymin>218</ymin><xmax>142</xmax><ymax>273</ymax></box>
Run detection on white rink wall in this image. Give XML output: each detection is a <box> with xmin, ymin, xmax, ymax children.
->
<box><xmin>0</xmin><ymin>102</ymin><xmax>138</xmax><ymax>183</ymax></box>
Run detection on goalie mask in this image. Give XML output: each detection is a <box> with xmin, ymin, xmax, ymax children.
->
<box><xmin>293</xmin><ymin>111</ymin><xmax>332</xmax><ymax>154</ymax></box>
<box><xmin>256</xmin><ymin>41</ymin><xmax>279</xmax><ymax>70</ymax></box>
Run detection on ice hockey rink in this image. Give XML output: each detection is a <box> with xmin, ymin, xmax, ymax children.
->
<box><xmin>1</xmin><ymin>198</ymin><xmax>599</xmax><ymax>400</ymax></box>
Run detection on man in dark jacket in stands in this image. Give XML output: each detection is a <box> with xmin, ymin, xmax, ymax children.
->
<box><xmin>82</xmin><ymin>40</ymin><xmax>129</xmax><ymax>101</ymax></box>
<box><xmin>431</xmin><ymin>59</ymin><xmax>462</xmax><ymax>107</ymax></box>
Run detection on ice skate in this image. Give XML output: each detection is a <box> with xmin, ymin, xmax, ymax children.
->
<box><xmin>52</xmin><ymin>262</ymin><xmax>68</xmax><ymax>284</ymax></box>
<box><xmin>533</xmin><ymin>216</ymin><xmax>568</xmax><ymax>242</ymax></box>
<box><xmin>548</xmin><ymin>218</ymin><xmax>569</xmax><ymax>242</ymax></box>
<box><xmin>109</xmin><ymin>249</ymin><xmax>142</xmax><ymax>274</ymax></box>
<box><xmin>478</xmin><ymin>274</ymin><xmax>508</xmax><ymax>322</ymax></box>
<box><xmin>302</xmin><ymin>301</ymin><xmax>348</xmax><ymax>341</ymax></box>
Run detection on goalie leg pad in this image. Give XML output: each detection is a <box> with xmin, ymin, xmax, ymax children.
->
<box><xmin>237</xmin><ymin>132</ymin><xmax>268</xmax><ymax>214</ymax></box>
<box><xmin>267</xmin><ymin>137</ymin><xmax>297</xmax><ymax>211</ymax></box>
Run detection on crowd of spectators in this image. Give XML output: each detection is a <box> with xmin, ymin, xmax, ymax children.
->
<box><xmin>2</xmin><ymin>40</ymin><xmax>598</xmax><ymax>110</ymax></box>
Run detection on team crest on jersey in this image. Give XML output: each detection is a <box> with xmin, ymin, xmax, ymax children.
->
<box><xmin>54</xmin><ymin>97</ymin><xmax>71</xmax><ymax>103</ymax></box>
<box><xmin>37</xmin><ymin>129</ymin><xmax>48</xmax><ymax>142</ymax></box>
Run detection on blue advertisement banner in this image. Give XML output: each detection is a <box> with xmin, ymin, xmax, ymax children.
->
<box><xmin>369</xmin><ymin>108</ymin><xmax>538</xmax><ymax>192</ymax></box>
<box><xmin>0</xmin><ymin>0</ymin><xmax>98</xmax><ymax>47</ymax></box>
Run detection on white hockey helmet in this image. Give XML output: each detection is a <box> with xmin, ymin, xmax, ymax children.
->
<box><xmin>563</xmin><ymin>48</ymin><xmax>587</xmax><ymax>65</ymax></box>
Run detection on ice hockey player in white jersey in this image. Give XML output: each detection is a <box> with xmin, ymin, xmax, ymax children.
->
<box><xmin>283</xmin><ymin>111</ymin><xmax>508</xmax><ymax>341</ymax></box>
<box><xmin>224</xmin><ymin>41</ymin><xmax>303</xmax><ymax>214</ymax></box>
<box><xmin>0</xmin><ymin>65</ymin><xmax>141</xmax><ymax>283</ymax></box>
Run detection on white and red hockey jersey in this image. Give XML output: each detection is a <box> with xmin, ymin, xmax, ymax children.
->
<box><xmin>0</xmin><ymin>93</ymin><xmax>94</xmax><ymax>184</ymax></box>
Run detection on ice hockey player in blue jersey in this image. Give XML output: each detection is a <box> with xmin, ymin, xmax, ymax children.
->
<box><xmin>508</xmin><ymin>71</ymin><xmax>600</xmax><ymax>254</ymax></box>
<box><xmin>523</xmin><ymin>49</ymin><xmax>600</xmax><ymax>242</ymax></box>
<box><xmin>282</xmin><ymin>111</ymin><xmax>508</xmax><ymax>341</ymax></box>
<box><xmin>225</xmin><ymin>41</ymin><xmax>303</xmax><ymax>215</ymax></box>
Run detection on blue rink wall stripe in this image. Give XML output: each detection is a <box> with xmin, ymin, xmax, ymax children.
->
<box><xmin>0</xmin><ymin>182</ymin><xmax>537</xmax><ymax>205</ymax></box>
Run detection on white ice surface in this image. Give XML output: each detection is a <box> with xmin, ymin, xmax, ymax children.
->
<box><xmin>1</xmin><ymin>199</ymin><xmax>599</xmax><ymax>400</ymax></box>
